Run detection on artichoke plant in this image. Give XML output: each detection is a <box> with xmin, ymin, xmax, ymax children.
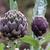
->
<box><xmin>31</xmin><ymin>0</ymin><xmax>49</xmax><ymax>38</ymax></box>
<box><xmin>0</xmin><ymin>0</ymin><xmax>28</xmax><ymax>50</ymax></box>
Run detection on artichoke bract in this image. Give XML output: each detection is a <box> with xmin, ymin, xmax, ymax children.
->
<box><xmin>0</xmin><ymin>10</ymin><xmax>28</xmax><ymax>40</ymax></box>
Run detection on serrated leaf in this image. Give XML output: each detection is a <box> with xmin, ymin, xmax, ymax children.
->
<box><xmin>20</xmin><ymin>35</ymin><xmax>39</xmax><ymax>50</ymax></box>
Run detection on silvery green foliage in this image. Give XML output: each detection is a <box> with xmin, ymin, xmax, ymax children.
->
<box><xmin>33</xmin><ymin>0</ymin><xmax>47</xmax><ymax>18</ymax></box>
<box><xmin>0</xmin><ymin>10</ymin><xmax>28</xmax><ymax>40</ymax></box>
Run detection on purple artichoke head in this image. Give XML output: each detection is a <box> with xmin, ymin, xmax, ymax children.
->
<box><xmin>31</xmin><ymin>17</ymin><xmax>48</xmax><ymax>37</ymax></box>
<box><xmin>0</xmin><ymin>10</ymin><xmax>28</xmax><ymax>40</ymax></box>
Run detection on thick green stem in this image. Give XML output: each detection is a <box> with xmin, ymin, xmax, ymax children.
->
<box><xmin>9</xmin><ymin>0</ymin><xmax>18</xmax><ymax>10</ymax></box>
<box><xmin>9</xmin><ymin>40</ymin><xmax>15</xmax><ymax>50</ymax></box>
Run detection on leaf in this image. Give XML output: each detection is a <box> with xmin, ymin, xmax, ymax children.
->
<box><xmin>0</xmin><ymin>43</ymin><xmax>5</xmax><ymax>50</ymax></box>
<box><xmin>40</xmin><ymin>33</ymin><xmax>50</xmax><ymax>45</ymax></box>
<box><xmin>20</xmin><ymin>35</ymin><xmax>39</xmax><ymax>50</ymax></box>
<box><xmin>44</xmin><ymin>33</ymin><xmax>50</xmax><ymax>41</ymax></box>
